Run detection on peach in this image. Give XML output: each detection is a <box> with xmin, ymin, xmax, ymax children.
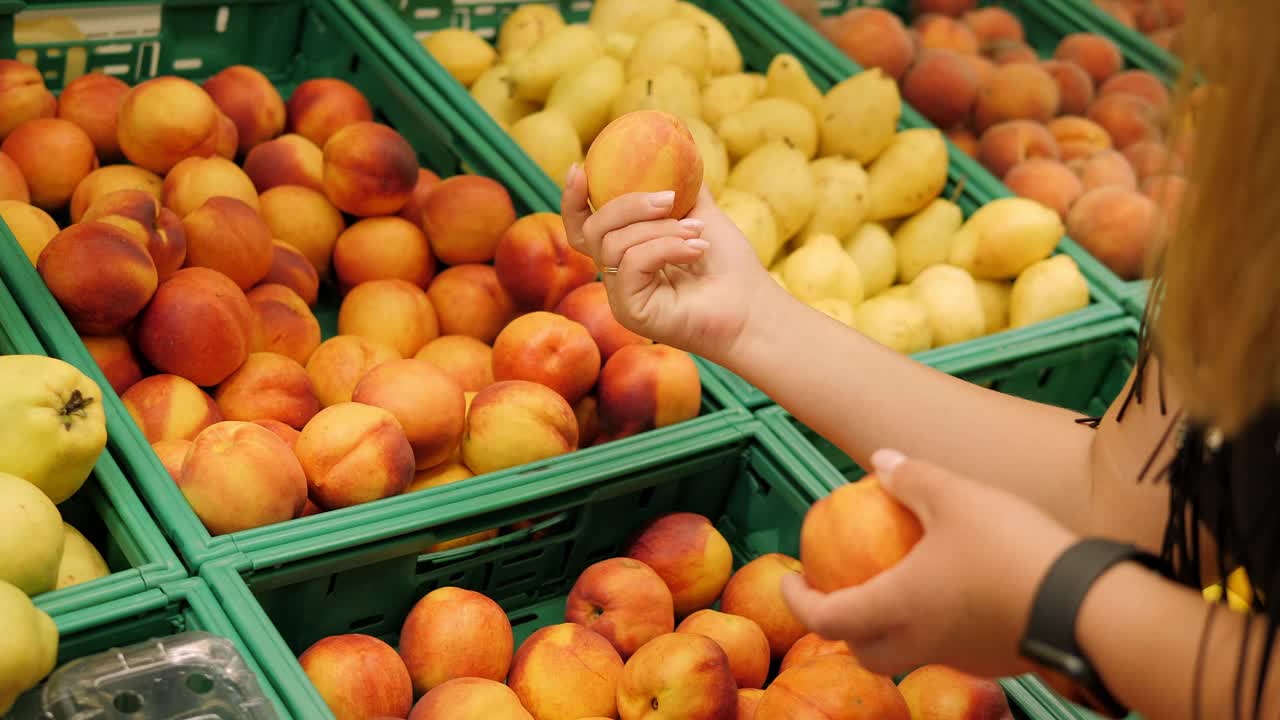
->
<box><xmin>300</xmin><ymin>634</ymin><xmax>413</xmax><ymax>720</ymax></box>
<box><xmin>494</xmin><ymin>212</ymin><xmax>595</xmax><ymax>310</ymax></box>
<box><xmin>961</xmin><ymin>54</ymin><xmax>996</xmax><ymax>87</ymax></box>
<box><xmin>461</xmin><ymin>380</ymin><xmax>578</xmax><ymax>475</ymax></box>
<box><xmin>576</xmin><ymin>395</ymin><xmax>603</xmax><ymax>448</ymax></box>
<box><xmin>56</xmin><ymin>73</ymin><xmax>130</xmax><ymax>162</ymax></box>
<box><xmin>296</xmin><ymin>402</ymin><xmax>415</xmax><ymax>509</ymax></box>
<box><xmin>181</xmin><ymin>196</ymin><xmax>273</xmax><ymax>290</ymax></box>
<box><xmin>353</xmin><ymin>359</ymin><xmax>464</xmax><ymax>470</ymax></box>
<box><xmin>305</xmin><ymin>335</ymin><xmax>400</xmax><ymax>407</ymax></box>
<box><xmin>0</xmin><ymin>200</ymin><xmax>58</xmax><ymax>264</ymax></box>
<box><xmin>565</xmin><ymin>557</ymin><xmax>674</xmax><ymax>662</ymax></box>
<box><xmin>333</xmin><ymin>216</ymin><xmax>434</xmax><ymax>292</ymax></box>
<box><xmin>122</xmin><ymin>374</ymin><xmax>223</xmax><ymax>442</ymax></box>
<box><xmin>902</xmin><ymin>49</ymin><xmax>980</xmax><ymax>130</ymax></box>
<box><xmin>946</xmin><ymin>128</ymin><xmax>979</xmax><ymax>158</ymax></box>
<box><xmin>179</xmin><ymin>421</ymin><xmax>307</xmax><ymax>534</ymax></box>
<box><xmin>737</xmin><ymin>689</ymin><xmax>763</xmax><ymax>720</ymax></box>
<box><xmin>1003</xmin><ymin>158</ymin><xmax>1083</xmax><ymax>220</ymax></box>
<box><xmin>298</xmin><ymin>498</ymin><xmax>323</xmax><ymax>518</ymax></box>
<box><xmin>898</xmin><ymin>665</ymin><xmax>1013</xmax><ymax>720</ymax></box>
<box><xmin>676</xmin><ymin>610</ymin><xmax>770</xmax><ymax>690</ymax></box>
<box><xmin>1070</xmin><ymin>148</ymin><xmax>1138</xmax><ymax>193</ymax></box>
<box><xmin>81</xmin><ymin>188</ymin><xmax>187</xmax><ymax>281</ymax></box>
<box><xmin>802</xmin><ymin>476</ymin><xmax>923</xmax><ymax>592</ymax></box>
<box><xmin>1066</xmin><ymin>187</ymin><xmax>1159</xmax><ymax>279</ymax></box>
<box><xmin>286</xmin><ymin>78</ymin><xmax>374</xmax><ymax>148</ymax></box>
<box><xmin>407</xmin><ymin>678</ymin><xmax>532</xmax><ymax>720</ymax></box>
<box><xmin>397</xmin><ymin>168</ymin><xmax>442</xmax><ymax>225</ymax></box>
<box><xmin>972</xmin><ymin>64</ymin><xmax>1060</xmax><ymax>132</ymax></box>
<box><xmin>151</xmin><ymin>439</ymin><xmax>192</xmax><ymax>481</ymax></box>
<box><xmin>399</xmin><ymin>586</ymin><xmax>514</xmax><ymax>694</ymax></box>
<box><xmin>597</xmin><ymin>344</ymin><xmax>701</xmax><ymax>440</ymax></box>
<box><xmin>0</xmin><ymin>151</ymin><xmax>27</xmax><ymax>201</ymax></box>
<box><xmin>81</xmin><ymin>334</ymin><xmax>144</xmax><ymax>396</ymax></box>
<box><xmin>912</xmin><ymin>0</ymin><xmax>976</xmax><ymax>15</ymax></box>
<box><xmin>616</xmin><ymin>633</ymin><xmax>737</xmax><ymax>720</ymax></box>
<box><xmin>161</xmin><ymin>155</ymin><xmax>259</xmax><ymax>217</ymax></box>
<box><xmin>214</xmin><ymin>352</ymin><xmax>320</xmax><ymax>429</ymax></box>
<box><xmin>1039</xmin><ymin>60</ymin><xmax>1095</xmax><ymax>116</ymax></box>
<box><xmin>963</xmin><ymin>7</ymin><xmax>1023</xmax><ymax>45</ymax></box>
<box><xmin>985</xmin><ymin>40</ymin><xmax>1037</xmax><ymax>65</ymax></box>
<box><xmin>259</xmin><ymin>185</ymin><xmax>346</xmax><ymax>279</ymax></box>
<box><xmin>757</xmin><ymin>655</ymin><xmax>909</xmax><ymax>720</ymax></box>
<box><xmin>977</xmin><ymin>120</ymin><xmax>1060</xmax><ymax>179</ymax></box>
<box><xmin>137</xmin><ymin>267</ymin><xmax>253</xmax><ymax>386</ymax></box>
<box><xmin>214</xmin><ymin>112</ymin><xmax>238</xmax><ymax>160</ymax></box>
<box><xmin>70</xmin><ymin>164</ymin><xmax>162</xmax><ymax>223</ymax></box>
<box><xmin>779</xmin><ymin>633</ymin><xmax>857</xmax><ymax>674</ymax></box>
<box><xmin>322</xmin><ymin>121</ymin><xmax>417</xmax><ymax>217</ymax></box>
<box><xmin>414</xmin><ymin>335</ymin><xmax>493</xmax><ymax>392</ymax></box>
<box><xmin>2</xmin><ymin>118</ymin><xmax>97</xmax><ymax>210</ymax></box>
<box><xmin>247</xmin><ymin>284</ymin><xmax>322</xmax><ymax>366</ymax></box>
<box><xmin>427</xmin><ymin>264</ymin><xmax>516</xmax><ymax>343</ymax></box>
<box><xmin>37</xmin><ymin>221</ymin><xmax>158</xmax><ymax>334</ymax></box>
<box><xmin>262</xmin><ymin>240</ymin><xmax>320</xmax><ymax>306</ymax></box>
<box><xmin>823</xmin><ymin>9</ymin><xmax>916</xmax><ymax>81</ymax></box>
<box><xmin>555</xmin><ymin>282</ymin><xmax>651</xmax><ymax>362</ymax></box>
<box><xmin>508</xmin><ymin>623</ymin><xmax>624</xmax><ymax>720</ymax></box>
<box><xmin>0</xmin><ymin>60</ymin><xmax>56</xmax><ymax>141</ymax></box>
<box><xmin>585</xmin><ymin>110</ymin><xmax>703</xmax><ymax>222</ymax></box>
<box><xmin>1143</xmin><ymin>173</ymin><xmax>1187</xmax><ymax>220</ymax></box>
<box><xmin>338</xmin><ymin>279</ymin><xmax>439</xmax><ymax>358</ymax></box>
<box><xmin>254</xmin><ymin>419</ymin><xmax>300</xmax><ymax>451</ymax></box>
<box><xmin>1099</xmin><ymin>70</ymin><xmax>1171</xmax><ymax>112</ymax></box>
<box><xmin>406</xmin><ymin>460</ymin><xmax>473</xmax><ymax>494</ymax></box>
<box><xmin>624</xmin><ymin>512</ymin><xmax>731</xmax><ymax>617</ymax></box>
<box><xmin>420</xmin><ymin>175</ymin><xmax>516</xmax><ymax>265</ymax></box>
<box><xmin>117</xmin><ymin>77</ymin><xmax>220</xmax><ymax>174</ymax></box>
<box><xmin>1122</xmin><ymin>140</ymin><xmax>1183</xmax><ymax>183</ymax></box>
<box><xmin>1047</xmin><ymin>116</ymin><xmax>1112</xmax><ymax>162</ymax></box>
<box><xmin>1054</xmin><ymin>33</ymin><xmax>1123</xmax><ymax>85</ymax></box>
<box><xmin>1136</xmin><ymin>0</ymin><xmax>1185</xmax><ymax>33</ymax></box>
<box><xmin>720</xmin><ymin>553</ymin><xmax>807</xmax><ymax>659</ymax></box>
<box><xmin>202</xmin><ymin>65</ymin><xmax>286</xmax><ymax>154</ymax></box>
<box><xmin>243</xmin><ymin>134</ymin><xmax>323</xmax><ymax>192</ymax></box>
<box><xmin>492</xmin><ymin>311</ymin><xmax>601</xmax><ymax>404</ymax></box>
<box><xmin>913</xmin><ymin>14</ymin><xmax>979</xmax><ymax>54</ymax></box>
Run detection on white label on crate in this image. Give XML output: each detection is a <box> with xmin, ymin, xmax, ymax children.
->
<box><xmin>92</xmin><ymin>43</ymin><xmax>133</xmax><ymax>55</ymax></box>
<box><xmin>413</xmin><ymin>7</ymin><xmax>443</xmax><ymax>20</ymax></box>
<box><xmin>102</xmin><ymin>64</ymin><xmax>131</xmax><ymax>75</ymax></box>
<box><xmin>173</xmin><ymin>57</ymin><xmax>204</xmax><ymax>71</ymax></box>
<box><xmin>13</xmin><ymin>4</ymin><xmax>161</xmax><ymax>41</ymax></box>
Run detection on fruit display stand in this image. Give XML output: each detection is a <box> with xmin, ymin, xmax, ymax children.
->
<box><xmin>0</xmin><ymin>258</ymin><xmax>185</xmax><ymax>618</ymax></box>
<box><xmin>200</xmin><ymin>420</ymin><xmax>1071</xmax><ymax>720</ymax></box>
<box><xmin>0</xmin><ymin>0</ymin><xmax>746</xmax><ymax>576</ymax></box>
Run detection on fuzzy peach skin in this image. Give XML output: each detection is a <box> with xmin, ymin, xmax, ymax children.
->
<box><xmin>575</xmin><ymin>395</ymin><xmax>603</xmax><ymax>448</ymax></box>
<box><xmin>214</xmin><ymin>352</ymin><xmax>320</xmax><ymax>429</ymax></box>
<box><xmin>397</xmin><ymin>167</ymin><xmax>442</xmax><ymax>225</ymax></box>
<box><xmin>70</xmin><ymin>164</ymin><xmax>163</xmax><ymax>222</ymax></box>
<box><xmin>585</xmin><ymin>110</ymin><xmax>704</xmax><ymax>221</ymax></box>
<box><xmin>262</xmin><ymin>240</ymin><xmax>320</xmax><ymax>306</ymax></box>
<box><xmin>597</xmin><ymin>344</ymin><xmax>700</xmax><ymax>441</ymax></box>
<box><xmin>897</xmin><ymin>665</ymin><xmax>1014</xmax><ymax>720</ymax></box>
<box><xmin>1046</xmin><ymin>116</ymin><xmax>1112</xmax><ymax>162</ymax></box>
<box><xmin>1003</xmin><ymin>158</ymin><xmax>1083</xmax><ymax>220</ymax></box>
<box><xmin>492</xmin><ymin>312</ymin><xmax>601</xmax><ymax>405</ymax></box>
<box><xmin>202</xmin><ymin>64</ymin><xmax>286</xmax><ymax>154</ymax></box>
<box><xmin>801</xmin><ymin>476</ymin><xmax>923</xmax><ymax>593</ymax></box>
<box><xmin>398</xmin><ymin>586</ymin><xmax>514</xmax><ymax>694</ymax></box>
<box><xmin>0</xmin><ymin>151</ymin><xmax>28</xmax><ymax>201</ymax></box>
<box><xmin>122</xmin><ymin>374</ymin><xmax>224</xmax><ymax>443</ymax></box>
<box><xmin>1087</xmin><ymin>92</ymin><xmax>1162</xmax><ymax>150</ymax></box>
<box><xmin>0</xmin><ymin>59</ymin><xmax>56</xmax><ymax>141</ymax></box>
<box><xmin>913</xmin><ymin>14</ymin><xmax>978</xmax><ymax>54</ymax></box>
<box><xmin>558</xmin><ymin>284</ymin><xmax>650</xmax><ymax>361</ymax></box>
<box><xmin>162</xmin><ymin>155</ymin><xmax>259</xmax><ymax>217</ymax></box>
<box><xmin>720</xmin><ymin>553</ymin><xmax>807</xmax><ymax>659</ymax></box>
<box><xmin>414</xmin><ymin>335</ymin><xmax>494</xmax><ymax>392</ymax></box>
<box><xmin>322</xmin><ymin>121</ymin><xmax>417</xmax><ymax>217</ymax></box>
<box><xmin>494</xmin><ymin>212</ymin><xmax>596</xmax><ymax>310</ymax></box>
<box><xmin>338</xmin><ymin>279</ymin><xmax>440</xmax><ymax>358</ymax></box>
<box><xmin>420</xmin><ymin>175</ymin><xmax>516</xmax><ymax>265</ymax></box>
<box><xmin>756</xmin><ymin>655</ymin><xmax>910</xmax><ymax>720</ymax></box>
<box><xmin>822</xmin><ymin>8</ymin><xmax>915</xmax><ymax>81</ymax></box>
<box><xmin>427</xmin><ymin>264</ymin><xmax>516</xmax><ymax>343</ymax></box>
<box><xmin>625</xmin><ymin>512</ymin><xmax>732</xmax><ymax>617</ymax></box>
<box><xmin>136</xmin><ymin>267</ymin><xmax>253</xmax><ymax>387</ymax></box>
<box><xmin>736</xmin><ymin>689</ymin><xmax>763</xmax><ymax>720</ymax></box>
<box><xmin>300</xmin><ymin>634</ymin><xmax>414</xmax><ymax>720</ymax></box>
<box><xmin>304</xmin><ymin>335</ymin><xmax>400</xmax><ymax>407</ymax></box>
<box><xmin>615</xmin><ymin>632</ymin><xmax>737</xmax><ymax>720</ymax></box>
<box><xmin>178</xmin><ymin>421</ymin><xmax>307</xmax><ymax>534</ymax></box>
<box><xmin>1099</xmin><ymin>69</ymin><xmax>1170</xmax><ymax>112</ymax></box>
<box><xmin>1053</xmin><ymin>33</ymin><xmax>1123</xmax><ymax>86</ymax></box>
<box><xmin>243</xmin><ymin>134</ymin><xmax>323</xmax><ymax>192</ymax></box>
<box><xmin>461</xmin><ymin>380</ymin><xmax>578</xmax><ymax>475</ymax></box>
<box><xmin>37</xmin><ymin>221</ymin><xmax>158</xmax><ymax>335</ymax></box>
<box><xmin>286</xmin><ymin>78</ymin><xmax>374</xmax><ymax>148</ymax></box>
<box><xmin>81</xmin><ymin>334</ymin><xmax>144</xmax><ymax>396</ymax></box>
<box><xmin>254</xmin><ymin>419</ymin><xmax>300</xmax><ymax>451</ymax></box>
<box><xmin>676</xmin><ymin>610</ymin><xmax>771</xmax><ymax>690</ymax></box>
<box><xmin>258</xmin><ymin>184</ymin><xmax>346</xmax><ymax>279</ymax></box>
<box><xmin>407</xmin><ymin>678</ymin><xmax>532</xmax><ymax>720</ymax></box>
<box><xmin>247</xmin><ymin>284</ymin><xmax>322</xmax><ymax>366</ymax></box>
<box><xmin>1070</xmin><ymin>148</ymin><xmax>1137</xmax><ymax>193</ymax></box>
<box><xmin>1122</xmin><ymin>140</ymin><xmax>1184</xmax><ymax>183</ymax></box>
<box><xmin>901</xmin><ymin>49</ymin><xmax>980</xmax><ymax>130</ymax></box>
<box><xmin>1066</xmin><ymin>186</ymin><xmax>1160</xmax><ymax>280</ymax></box>
<box><xmin>977</xmin><ymin>120</ymin><xmax>1060</xmax><ymax>179</ymax></box>
<box><xmin>56</xmin><ymin>72</ymin><xmax>130</xmax><ymax>162</ymax></box>
<box><xmin>972</xmin><ymin>64</ymin><xmax>1060</xmax><ymax>133</ymax></box>
<box><xmin>333</xmin><ymin>216</ymin><xmax>435</xmax><ymax>292</ymax></box>
<box><xmin>565</xmin><ymin>557</ymin><xmax>675</xmax><ymax>659</ymax></box>
<box><xmin>80</xmin><ymin>188</ymin><xmax>187</xmax><ymax>281</ymax></box>
<box><xmin>508</xmin><ymin>623</ymin><xmax>624</xmax><ymax>720</ymax></box>
<box><xmin>1039</xmin><ymin>60</ymin><xmax>1095</xmax><ymax>117</ymax></box>
<box><xmin>405</xmin><ymin>460</ymin><xmax>473</xmax><ymax>494</ymax></box>
<box><xmin>180</xmin><ymin>196</ymin><xmax>272</xmax><ymax>289</ymax></box>
<box><xmin>151</xmin><ymin>439</ymin><xmax>192</xmax><ymax>481</ymax></box>
<box><xmin>352</xmin><ymin>359</ymin><xmax>465</xmax><ymax>470</ymax></box>
<box><xmin>214</xmin><ymin>112</ymin><xmax>238</xmax><ymax>159</ymax></box>
<box><xmin>2</xmin><ymin>117</ymin><xmax>98</xmax><ymax>211</ymax></box>
<box><xmin>962</xmin><ymin>7</ymin><xmax>1023</xmax><ymax>44</ymax></box>
<box><xmin>779</xmin><ymin>633</ymin><xmax>857</xmax><ymax>674</ymax></box>
<box><xmin>295</xmin><ymin>402</ymin><xmax>415</xmax><ymax>509</ymax></box>
<box><xmin>0</xmin><ymin>200</ymin><xmax>58</xmax><ymax>264</ymax></box>
<box><xmin>117</xmin><ymin>76</ymin><xmax>221</xmax><ymax>174</ymax></box>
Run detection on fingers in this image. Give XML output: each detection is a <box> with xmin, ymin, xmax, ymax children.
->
<box><xmin>601</xmin><ymin>218</ymin><xmax>705</xmax><ymax>268</ymax></box>
<box><xmin>780</xmin><ymin>572</ymin><xmax>908</xmax><ymax>649</ymax></box>
<box><xmin>561</xmin><ymin>164</ymin><xmax>592</xmax><ymax>255</ymax></box>
<box><xmin>872</xmin><ymin>449</ymin><xmax>958</xmax><ymax>527</ymax></box>
<box><xmin>581</xmin><ymin>190</ymin><xmax>679</xmax><ymax>261</ymax></box>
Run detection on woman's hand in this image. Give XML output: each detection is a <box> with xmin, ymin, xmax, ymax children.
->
<box><xmin>561</xmin><ymin>165</ymin><xmax>777</xmax><ymax>362</ymax></box>
<box><xmin>782</xmin><ymin>450</ymin><xmax>1080</xmax><ymax>679</ymax></box>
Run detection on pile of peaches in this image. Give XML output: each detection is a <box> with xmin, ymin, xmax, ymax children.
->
<box><xmin>1092</xmin><ymin>0</ymin><xmax>1186</xmax><ymax>51</ymax></box>
<box><xmin>0</xmin><ymin>60</ymin><xmax>701</xmax><ymax>538</ymax></box>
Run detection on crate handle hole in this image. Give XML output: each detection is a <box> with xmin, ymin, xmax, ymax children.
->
<box><xmin>185</xmin><ymin>673</ymin><xmax>214</xmax><ymax>695</ymax></box>
<box><xmin>113</xmin><ymin>692</ymin><xmax>144</xmax><ymax>713</ymax></box>
<box><xmin>349</xmin><ymin>613</ymin><xmax>385</xmax><ymax>632</ymax></box>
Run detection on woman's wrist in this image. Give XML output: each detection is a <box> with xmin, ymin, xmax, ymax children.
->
<box><xmin>711</xmin><ymin>272</ymin><xmax>794</xmax><ymax>370</ymax></box>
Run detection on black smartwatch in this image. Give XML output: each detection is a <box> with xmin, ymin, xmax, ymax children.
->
<box><xmin>1019</xmin><ymin>538</ymin><xmax>1169</xmax><ymax>718</ymax></box>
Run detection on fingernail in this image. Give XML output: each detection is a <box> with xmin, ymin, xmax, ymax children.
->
<box><xmin>871</xmin><ymin>449</ymin><xmax>907</xmax><ymax>479</ymax></box>
<box><xmin>649</xmin><ymin>191</ymin><xmax>676</xmax><ymax>209</ymax></box>
<box><xmin>679</xmin><ymin>218</ymin><xmax>705</xmax><ymax>233</ymax></box>
<box><xmin>565</xmin><ymin>163</ymin><xmax>578</xmax><ymax>187</ymax></box>
<box><xmin>685</xmin><ymin>238</ymin><xmax>710</xmax><ymax>250</ymax></box>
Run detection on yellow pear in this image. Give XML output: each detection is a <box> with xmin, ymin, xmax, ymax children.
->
<box><xmin>974</xmin><ymin>279</ymin><xmax>1013</xmax><ymax>335</ymax></box>
<box><xmin>894</xmin><ymin>198</ymin><xmax>964</xmax><ymax>283</ymax></box>
<box><xmin>820</xmin><ymin>68</ymin><xmax>900</xmax><ymax>163</ymax></box>
<box><xmin>1009</xmin><ymin>255</ymin><xmax>1090</xmax><ymax>329</ymax></box>
<box><xmin>497</xmin><ymin>4</ymin><xmax>565</xmax><ymax>61</ymax></box>
<box><xmin>910</xmin><ymin>265</ymin><xmax>986</xmax><ymax>348</ymax></box>
<box><xmin>627</xmin><ymin>17</ymin><xmax>709</xmax><ymax>83</ymax></box>
<box><xmin>510</xmin><ymin>110</ymin><xmax>582</xmax><ymax>189</ymax></box>
<box><xmin>547</xmin><ymin>55</ymin><xmax>627</xmax><ymax>145</ymax></box>
<box><xmin>796</xmin><ymin>156</ymin><xmax>868</xmax><ymax>245</ymax></box>
<box><xmin>867</xmin><ymin>129</ymin><xmax>949</xmax><ymax>221</ymax></box>
<box><xmin>854</xmin><ymin>295</ymin><xmax>934</xmax><ymax>354</ymax></box>
<box><xmin>727</xmin><ymin>141</ymin><xmax>815</xmax><ymax>240</ymax></box>
<box><xmin>510</xmin><ymin>25</ymin><xmax>604</xmax><ymax>103</ymax></box>
<box><xmin>602</xmin><ymin>31</ymin><xmax>636</xmax><ymax>63</ymax></box>
<box><xmin>844</xmin><ymin>222</ymin><xmax>897</xmax><ymax>297</ymax></box>
<box><xmin>611</xmin><ymin>65</ymin><xmax>702</xmax><ymax>121</ymax></box>
<box><xmin>421</xmin><ymin>28</ymin><xmax>496</xmax><ymax>87</ymax></box>
<box><xmin>782</xmin><ymin>234</ymin><xmax>864</xmax><ymax>306</ymax></box>
<box><xmin>719</xmin><ymin>188</ymin><xmax>782</xmax><ymax>267</ymax></box>
<box><xmin>589</xmin><ymin>0</ymin><xmax>677</xmax><ymax>38</ymax></box>
<box><xmin>717</xmin><ymin>97</ymin><xmax>818</xmax><ymax>161</ymax></box>
<box><xmin>948</xmin><ymin>197</ymin><xmax>1064</xmax><ymax>280</ymax></box>
<box><xmin>0</xmin><ymin>580</ymin><xmax>58</xmax><ymax>716</ymax></box>
<box><xmin>0</xmin><ymin>472</ymin><xmax>63</xmax><ymax>596</ymax></box>
<box><xmin>684</xmin><ymin>117</ymin><xmax>729</xmax><ymax>197</ymax></box>
<box><xmin>875</xmin><ymin>285</ymin><xmax>917</xmax><ymax>303</ymax></box>
<box><xmin>469</xmin><ymin>64</ymin><xmax>537</xmax><ymax>126</ymax></box>
<box><xmin>702</xmin><ymin>73</ymin><xmax>767</xmax><ymax>128</ymax></box>
<box><xmin>766</xmin><ymin>53</ymin><xmax>823</xmax><ymax>122</ymax></box>
<box><xmin>55</xmin><ymin>522</ymin><xmax>109</xmax><ymax>591</ymax></box>
<box><xmin>674</xmin><ymin>2</ymin><xmax>743</xmax><ymax>76</ymax></box>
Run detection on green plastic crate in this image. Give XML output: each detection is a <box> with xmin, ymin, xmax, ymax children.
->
<box><xmin>202</xmin><ymin>421</ymin><xmax>1070</xmax><ymax>720</ymax></box>
<box><xmin>0</xmin><ymin>268</ymin><xmax>185</xmax><ymax>618</ymax></box>
<box><xmin>1121</xmin><ymin>278</ymin><xmax>1152</xmax><ymax>319</ymax></box>
<box><xmin>0</xmin><ymin>0</ymin><xmax>746</xmax><ymax>574</ymax></box>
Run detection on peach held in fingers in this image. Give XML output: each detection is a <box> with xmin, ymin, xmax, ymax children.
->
<box><xmin>247</xmin><ymin>284</ymin><xmax>322</xmax><ymax>366</ymax></box>
<box><xmin>757</xmin><ymin>655</ymin><xmax>910</xmax><ymax>720</ymax></box>
<box><xmin>898</xmin><ymin>665</ymin><xmax>1014</xmax><ymax>720</ymax></box>
<box><xmin>823</xmin><ymin>8</ymin><xmax>916</xmax><ymax>81</ymax></box>
<box><xmin>398</xmin><ymin>167</ymin><xmax>442</xmax><ymax>224</ymax></box>
<box><xmin>801</xmin><ymin>475</ymin><xmax>923</xmax><ymax>592</ymax></box>
<box><xmin>461</xmin><ymin>380</ymin><xmax>578</xmax><ymax>475</ymax></box>
<box><xmin>56</xmin><ymin>73</ymin><xmax>130</xmax><ymax>162</ymax></box>
<box><xmin>0</xmin><ymin>200</ymin><xmax>58</xmax><ymax>264</ymax></box>
<box><xmin>322</xmin><ymin>121</ymin><xmax>418</xmax><ymax>217</ymax></box>
<box><xmin>0</xmin><ymin>150</ymin><xmax>27</xmax><ymax>201</ymax></box>
<box><xmin>334</xmin><ymin>216</ymin><xmax>435</xmax><ymax>292</ymax></box>
<box><xmin>286</xmin><ymin>78</ymin><xmax>374</xmax><ymax>148</ymax></box>
<box><xmin>0</xmin><ymin>59</ymin><xmax>56</xmax><ymax>141</ymax></box>
<box><xmin>408</xmin><ymin>678</ymin><xmax>532</xmax><ymax>720</ymax></box>
<box><xmin>780</xmin><ymin>633</ymin><xmax>857</xmax><ymax>674</ymax></box>
<box><xmin>585</xmin><ymin>110</ymin><xmax>704</xmax><ymax>221</ymax></box>
<box><xmin>676</xmin><ymin>610</ymin><xmax>771</xmax><ymax>690</ymax></box>
<box><xmin>598</xmin><ymin>344</ymin><xmax>700</xmax><ymax>441</ymax></box>
<box><xmin>259</xmin><ymin>184</ymin><xmax>346</xmax><ymax>279</ymax></box>
<box><xmin>214</xmin><ymin>352</ymin><xmax>320</xmax><ymax>429</ymax></box>
<box><xmin>117</xmin><ymin>77</ymin><xmax>220</xmax><ymax>174</ymax></box>
<box><xmin>296</xmin><ymin>402</ymin><xmax>415</xmax><ymax>509</ymax></box>
<box><xmin>398</xmin><ymin>586</ymin><xmax>514</xmax><ymax>694</ymax></box>
<box><xmin>162</xmin><ymin>155</ymin><xmax>259</xmax><ymax>217</ymax></box>
<box><xmin>70</xmin><ymin>164</ymin><xmax>163</xmax><ymax>223</ymax></box>
<box><xmin>420</xmin><ymin>174</ymin><xmax>516</xmax><ymax>265</ymax></box>
<box><xmin>179</xmin><ymin>421</ymin><xmax>307</xmax><ymax>535</ymax></box>
<box><xmin>972</xmin><ymin>63</ymin><xmax>1060</xmax><ymax>132</ymax></box>
<box><xmin>494</xmin><ymin>212</ymin><xmax>596</xmax><ymax>310</ymax></box>
<box><xmin>508</xmin><ymin>623</ymin><xmax>624</xmax><ymax>720</ymax></box>
<box><xmin>1054</xmin><ymin>33</ymin><xmax>1124</xmax><ymax>85</ymax></box>
<box><xmin>305</xmin><ymin>335</ymin><xmax>400</xmax><ymax>407</ymax></box>
<box><xmin>625</xmin><ymin>512</ymin><xmax>731</xmax><ymax>617</ymax></box>
<box><xmin>615</xmin><ymin>632</ymin><xmax>737</xmax><ymax>720</ymax></box>
<box><xmin>137</xmin><ymin>267</ymin><xmax>254</xmax><ymax>387</ymax></box>
<box><xmin>720</xmin><ymin>553</ymin><xmax>807</xmax><ymax>659</ymax></box>
<box><xmin>243</xmin><ymin>134</ymin><xmax>323</xmax><ymax>192</ymax></box>
<box><xmin>1047</xmin><ymin>116</ymin><xmax>1112</xmax><ymax>161</ymax></box>
<box><xmin>1066</xmin><ymin>187</ymin><xmax>1160</xmax><ymax>280</ymax></box>
<box><xmin>37</xmin><ymin>221</ymin><xmax>158</xmax><ymax>335</ymax></box>
<box><xmin>902</xmin><ymin>49</ymin><xmax>980</xmax><ymax>130</ymax></box>
<box><xmin>263</xmin><ymin>240</ymin><xmax>320</xmax><ymax>306</ymax></box>
<box><xmin>202</xmin><ymin>64</ymin><xmax>286</xmax><ymax>154</ymax></box>
<box><xmin>555</xmin><ymin>282</ymin><xmax>651</xmax><ymax>361</ymax></box>
<box><xmin>80</xmin><ymin>188</ymin><xmax>187</xmax><ymax>281</ymax></box>
<box><xmin>565</xmin><ymin>557</ymin><xmax>675</xmax><ymax>660</ymax></box>
<box><xmin>151</xmin><ymin>439</ymin><xmax>191</xmax><ymax>481</ymax></box>
<box><xmin>352</xmin><ymin>359</ymin><xmax>465</xmax><ymax>470</ymax></box>
<box><xmin>1003</xmin><ymin>158</ymin><xmax>1083</xmax><ymax>220</ymax></box>
<box><xmin>493</xmin><ymin>311</ymin><xmax>601</xmax><ymax>405</ymax></box>
<box><xmin>1039</xmin><ymin>60</ymin><xmax>1095</xmax><ymax>116</ymax></box>
<box><xmin>82</xmin><ymin>334</ymin><xmax>143</xmax><ymax>396</ymax></box>
<box><xmin>2</xmin><ymin>117</ymin><xmax>98</xmax><ymax>211</ymax></box>
<box><xmin>977</xmin><ymin>120</ymin><xmax>1060</xmax><ymax>179</ymax></box>
<box><xmin>300</xmin><ymin>634</ymin><xmax>413</xmax><ymax>720</ymax></box>
<box><xmin>122</xmin><ymin>374</ymin><xmax>223</xmax><ymax>443</ymax></box>
<box><xmin>181</xmin><ymin>196</ymin><xmax>273</xmax><ymax>290</ymax></box>
<box><xmin>427</xmin><ymin>264</ymin><xmax>516</xmax><ymax>343</ymax></box>
<box><xmin>414</xmin><ymin>335</ymin><xmax>494</xmax><ymax>392</ymax></box>
<box><xmin>338</xmin><ymin>279</ymin><xmax>439</xmax><ymax>358</ymax></box>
